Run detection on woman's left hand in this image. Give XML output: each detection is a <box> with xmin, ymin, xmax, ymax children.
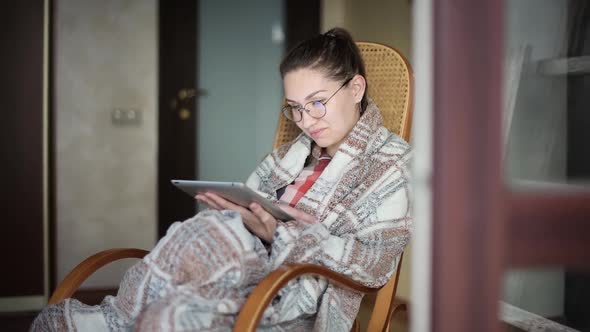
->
<box><xmin>196</xmin><ymin>192</ymin><xmax>278</xmax><ymax>243</ymax></box>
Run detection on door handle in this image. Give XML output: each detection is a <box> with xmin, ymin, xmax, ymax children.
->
<box><xmin>178</xmin><ymin>108</ymin><xmax>191</xmax><ymax>120</ymax></box>
<box><xmin>171</xmin><ymin>88</ymin><xmax>207</xmax><ymax>120</ymax></box>
<box><xmin>178</xmin><ymin>88</ymin><xmax>208</xmax><ymax>100</ymax></box>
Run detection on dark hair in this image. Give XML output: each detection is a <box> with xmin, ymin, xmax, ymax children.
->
<box><xmin>280</xmin><ymin>27</ymin><xmax>368</xmax><ymax>112</ymax></box>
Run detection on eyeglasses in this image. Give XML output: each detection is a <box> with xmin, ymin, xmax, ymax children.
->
<box><xmin>282</xmin><ymin>77</ymin><xmax>353</xmax><ymax>122</ymax></box>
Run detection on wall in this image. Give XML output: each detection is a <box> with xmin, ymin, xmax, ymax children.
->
<box><xmin>55</xmin><ymin>0</ymin><xmax>157</xmax><ymax>288</ymax></box>
<box><xmin>321</xmin><ymin>0</ymin><xmax>414</xmax><ymax>301</ymax></box>
<box><xmin>322</xmin><ymin>0</ymin><xmax>412</xmax><ymax>58</ymax></box>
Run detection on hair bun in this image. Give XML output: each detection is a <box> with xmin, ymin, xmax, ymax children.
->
<box><xmin>280</xmin><ymin>26</ymin><xmax>368</xmax><ymax>113</ymax></box>
<box><xmin>323</xmin><ymin>28</ymin><xmax>354</xmax><ymax>42</ymax></box>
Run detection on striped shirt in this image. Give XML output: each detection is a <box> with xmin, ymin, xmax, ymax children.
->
<box><xmin>278</xmin><ymin>149</ymin><xmax>332</xmax><ymax>207</ymax></box>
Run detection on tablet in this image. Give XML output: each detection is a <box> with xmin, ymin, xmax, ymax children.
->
<box><xmin>171</xmin><ymin>180</ymin><xmax>295</xmax><ymax>221</ymax></box>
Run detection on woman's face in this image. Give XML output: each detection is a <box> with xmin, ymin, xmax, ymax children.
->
<box><xmin>283</xmin><ymin>68</ymin><xmax>366</xmax><ymax>156</ymax></box>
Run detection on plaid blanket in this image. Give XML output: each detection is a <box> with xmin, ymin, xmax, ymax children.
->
<box><xmin>32</xmin><ymin>102</ymin><xmax>412</xmax><ymax>331</ymax></box>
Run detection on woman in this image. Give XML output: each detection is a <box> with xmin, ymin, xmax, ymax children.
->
<box><xmin>32</xmin><ymin>27</ymin><xmax>412</xmax><ymax>331</ymax></box>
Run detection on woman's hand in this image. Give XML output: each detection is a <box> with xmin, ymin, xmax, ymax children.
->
<box><xmin>196</xmin><ymin>193</ymin><xmax>277</xmax><ymax>242</ymax></box>
<box><xmin>195</xmin><ymin>193</ymin><xmax>316</xmax><ymax>242</ymax></box>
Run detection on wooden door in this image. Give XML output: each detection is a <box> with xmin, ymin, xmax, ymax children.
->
<box><xmin>157</xmin><ymin>0</ymin><xmax>199</xmax><ymax>238</ymax></box>
<box><xmin>156</xmin><ymin>0</ymin><xmax>319</xmax><ymax>238</ymax></box>
<box><xmin>0</xmin><ymin>0</ymin><xmax>49</xmax><ymax>309</ymax></box>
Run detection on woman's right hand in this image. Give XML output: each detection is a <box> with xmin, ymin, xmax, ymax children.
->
<box><xmin>195</xmin><ymin>193</ymin><xmax>317</xmax><ymax>242</ymax></box>
<box><xmin>195</xmin><ymin>194</ymin><xmax>317</xmax><ymax>224</ymax></box>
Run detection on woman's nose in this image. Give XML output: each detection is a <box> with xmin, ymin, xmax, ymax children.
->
<box><xmin>300</xmin><ymin>110</ymin><xmax>319</xmax><ymax>129</ymax></box>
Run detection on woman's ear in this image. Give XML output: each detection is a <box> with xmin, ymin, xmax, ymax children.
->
<box><xmin>350</xmin><ymin>74</ymin><xmax>366</xmax><ymax>103</ymax></box>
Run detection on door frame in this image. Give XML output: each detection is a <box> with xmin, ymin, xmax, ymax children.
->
<box><xmin>0</xmin><ymin>0</ymin><xmax>52</xmax><ymax>311</ymax></box>
<box><xmin>426</xmin><ymin>0</ymin><xmax>590</xmax><ymax>331</ymax></box>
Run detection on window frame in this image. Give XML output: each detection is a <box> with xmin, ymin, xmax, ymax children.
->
<box><xmin>429</xmin><ymin>0</ymin><xmax>590</xmax><ymax>331</ymax></box>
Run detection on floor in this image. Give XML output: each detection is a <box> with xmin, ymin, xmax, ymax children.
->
<box><xmin>1</xmin><ymin>297</ymin><xmax>410</xmax><ymax>332</ymax></box>
<box><xmin>0</xmin><ymin>311</ymin><xmax>38</xmax><ymax>332</ymax></box>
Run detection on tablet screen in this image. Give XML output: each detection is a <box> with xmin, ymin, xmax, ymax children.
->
<box><xmin>171</xmin><ymin>180</ymin><xmax>295</xmax><ymax>221</ymax></box>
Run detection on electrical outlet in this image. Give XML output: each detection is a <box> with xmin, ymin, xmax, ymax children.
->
<box><xmin>111</xmin><ymin>108</ymin><xmax>142</xmax><ymax>126</ymax></box>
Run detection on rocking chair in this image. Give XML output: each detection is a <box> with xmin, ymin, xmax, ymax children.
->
<box><xmin>49</xmin><ymin>41</ymin><xmax>413</xmax><ymax>332</ymax></box>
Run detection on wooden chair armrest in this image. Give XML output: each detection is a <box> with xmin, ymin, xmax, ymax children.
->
<box><xmin>48</xmin><ymin>248</ymin><xmax>149</xmax><ymax>305</ymax></box>
<box><xmin>233</xmin><ymin>263</ymin><xmax>381</xmax><ymax>332</ymax></box>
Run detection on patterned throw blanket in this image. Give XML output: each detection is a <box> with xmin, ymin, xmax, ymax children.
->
<box><xmin>32</xmin><ymin>103</ymin><xmax>412</xmax><ymax>331</ymax></box>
